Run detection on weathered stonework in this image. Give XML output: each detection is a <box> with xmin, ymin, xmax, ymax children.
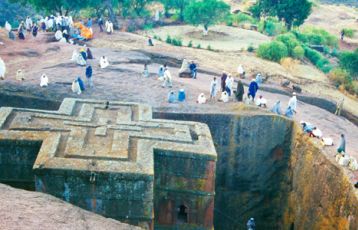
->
<box><xmin>0</xmin><ymin>98</ymin><xmax>217</xmax><ymax>230</ymax></box>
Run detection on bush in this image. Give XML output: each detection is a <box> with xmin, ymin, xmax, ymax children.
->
<box><xmin>172</xmin><ymin>37</ymin><xmax>183</xmax><ymax>46</ymax></box>
<box><xmin>259</xmin><ymin>18</ymin><xmax>286</xmax><ymax>36</ymax></box>
<box><xmin>233</xmin><ymin>13</ymin><xmax>256</xmax><ymax>25</ymax></box>
<box><xmin>143</xmin><ymin>22</ymin><xmax>153</xmax><ymax>31</ymax></box>
<box><xmin>257</xmin><ymin>41</ymin><xmax>288</xmax><ymax>62</ymax></box>
<box><xmin>297</xmin><ymin>27</ymin><xmax>338</xmax><ymax>47</ymax></box>
<box><xmin>304</xmin><ymin>46</ymin><xmax>323</xmax><ymax>65</ymax></box>
<box><xmin>317</xmin><ymin>58</ymin><xmax>332</xmax><ymax>73</ymax></box>
<box><xmin>343</xmin><ymin>28</ymin><xmax>355</xmax><ymax>38</ymax></box>
<box><xmin>166</xmin><ymin>35</ymin><xmax>172</xmax><ymax>44</ymax></box>
<box><xmin>196</xmin><ymin>44</ymin><xmax>201</xmax><ymax>49</ymax></box>
<box><xmin>276</xmin><ymin>33</ymin><xmax>300</xmax><ymax>56</ymax></box>
<box><xmin>292</xmin><ymin>46</ymin><xmax>304</xmax><ymax>59</ymax></box>
<box><xmin>339</xmin><ymin>49</ymin><xmax>358</xmax><ymax>79</ymax></box>
<box><xmin>207</xmin><ymin>45</ymin><xmax>212</xmax><ymax>50</ymax></box>
<box><xmin>331</xmin><ymin>48</ymin><xmax>339</xmax><ymax>58</ymax></box>
<box><xmin>188</xmin><ymin>40</ymin><xmax>193</xmax><ymax>47</ymax></box>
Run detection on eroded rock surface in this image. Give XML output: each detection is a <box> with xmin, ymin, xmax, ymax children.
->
<box><xmin>0</xmin><ymin>183</ymin><xmax>141</xmax><ymax>230</ymax></box>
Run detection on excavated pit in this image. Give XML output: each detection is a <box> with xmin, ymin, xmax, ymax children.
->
<box><xmin>0</xmin><ymin>95</ymin><xmax>357</xmax><ymax>229</ymax></box>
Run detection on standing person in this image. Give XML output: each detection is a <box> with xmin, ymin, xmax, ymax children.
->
<box><xmin>18</xmin><ymin>21</ymin><xmax>26</xmax><ymax>40</ymax></box>
<box><xmin>210</xmin><ymin>77</ymin><xmax>218</xmax><ymax>100</ymax></box>
<box><xmin>255</xmin><ymin>73</ymin><xmax>263</xmax><ymax>87</ymax></box>
<box><xmin>248</xmin><ymin>79</ymin><xmax>259</xmax><ymax>101</ymax></box>
<box><xmin>235</xmin><ymin>80</ymin><xmax>244</xmax><ymax>101</ymax></box>
<box><xmin>335</xmin><ymin>98</ymin><xmax>344</xmax><ymax>116</ymax></box>
<box><xmin>271</xmin><ymin>101</ymin><xmax>282</xmax><ymax>115</ymax></box>
<box><xmin>87</xmin><ymin>18</ymin><xmax>93</xmax><ymax>28</ymax></box>
<box><xmin>0</xmin><ymin>58</ymin><xmax>6</xmax><ymax>80</ymax></box>
<box><xmin>25</xmin><ymin>16</ymin><xmax>33</xmax><ymax>32</ymax></box>
<box><xmin>337</xmin><ymin>134</ymin><xmax>346</xmax><ymax>154</ymax></box>
<box><xmin>168</xmin><ymin>91</ymin><xmax>176</xmax><ymax>103</ymax></box>
<box><xmin>189</xmin><ymin>61</ymin><xmax>197</xmax><ymax>79</ymax></box>
<box><xmin>86</xmin><ymin>48</ymin><xmax>94</xmax><ymax>59</ymax></box>
<box><xmin>158</xmin><ymin>65</ymin><xmax>165</xmax><ymax>79</ymax></box>
<box><xmin>162</xmin><ymin>65</ymin><xmax>173</xmax><ymax>88</ymax></box>
<box><xmin>221</xmin><ymin>71</ymin><xmax>228</xmax><ymax>92</ymax></box>
<box><xmin>341</xmin><ymin>30</ymin><xmax>345</xmax><ymax>41</ymax></box>
<box><xmin>85</xmin><ymin>65</ymin><xmax>93</xmax><ymax>88</ymax></box>
<box><xmin>288</xmin><ymin>92</ymin><xmax>298</xmax><ymax>113</ymax></box>
<box><xmin>237</xmin><ymin>64</ymin><xmax>245</xmax><ymax>78</ymax></box>
<box><xmin>105</xmin><ymin>20</ymin><xmax>114</xmax><ymax>34</ymax></box>
<box><xmin>147</xmin><ymin>36</ymin><xmax>154</xmax><ymax>46</ymax></box>
<box><xmin>100</xmin><ymin>56</ymin><xmax>109</xmax><ymax>69</ymax></box>
<box><xmin>98</xmin><ymin>17</ymin><xmax>104</xmax><ymax>32</ymax></box>
<box><xmin>143</xmin><ymin>64</ymin><xmax>149</xmax><ymax>78</ymax></box>
<box><xmin>72</xmin><ymin>79</ymin><xmax>81</xmax><ymax>95</ymax></box>
<box><xmin>247</xmin><ymin>218</ymin><xmax>255</xmax><ymax>230</ymax></box>
<box><xmin>225</xmin><ymin>74</ymin><xmax>233</xmax><ymax>96</ymax></box>
<box><xmin>32</xmin><ymin>24</ymin><xmax>39</xmax><ymax>37</ymax></box>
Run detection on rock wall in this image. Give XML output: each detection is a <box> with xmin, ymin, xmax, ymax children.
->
<box><xmin>155</xmin><ymin>112</ymin><xmax>293</xmax><ymax>229</ymax></box>
<box><xmin>283</xmin><ymin>124</ymin><xmax>358</xmax><ymax>230</ymax></box>
<box><xmin>155</xmin><ymin>112</ymin><xmax>358</xmax><ymax>230</ymax></box>
<box><xmin>0</xmin><ymin>140</ymin><xmax>41</xmax><ymax>190</ymax></box>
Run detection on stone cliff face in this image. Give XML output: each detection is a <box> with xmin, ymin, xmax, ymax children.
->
<box><xmin>284</xmin><ymin>124</ymin><xmax>358</xmax><ymax>230</ymax></box>
<box><xmin>0</xmin><ymin>183</ymin><xmax>141</xmax><ymax>230</ymax></box>
<box><xmin>155</xmin><ymin>111</ymin><xmax>358</xmax><ymax>230</ymax></box>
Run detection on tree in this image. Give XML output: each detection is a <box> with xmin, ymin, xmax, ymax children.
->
<box><xmin>160</xmin><ymin>0</ymin><xmax>189</xmax><ymax>20</ymax></box>
<box><xmin>183</xmin><ymin>0</ymin><xmax>230</xmax><ymax>34</ymax></box>
<box><xmin>1</xmin><ymin>0</ymin><xmax>34</xmax><ymax>27</ymax></box>
<box><xmin>251</xmin><ymin>0</ymin><xmax>312</xmax><ymax>29</ymax></box>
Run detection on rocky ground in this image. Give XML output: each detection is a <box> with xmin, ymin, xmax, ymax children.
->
<box><xmin>0</xmin><ymin>183</ymin><xmax>140</xmax><ymax>230</ymax></box>
<box><xmin>0</xmin><ymin>21</ymin><xmax>357</xmax><ymax>184</ymax></box>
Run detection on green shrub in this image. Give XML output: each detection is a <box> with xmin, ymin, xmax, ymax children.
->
<box><xmin>298</xmin><ymin>27</ymin><xmax>338</xmax><ymax>47</ymax></box>
<box><xmin>317</xmin><ymin>58</ymin><xmax>332</xmax><ymax>73</ymax></box>
<box><xmin>257</xmin><ymin>41</ymin><xmax>288</xmax><ymax>62</ymax></box>
<box><xmin>304</xmin><ymin>46</ymin><xmax>323</xmax><ymax>65</ymax></box>
<box><xmin>196</xmin><ymin>44</ymin><xmax>201</xmax><ymax>49</ymax></box>
<box><xmin>342</xmin><ymin>28</ymin><xmax>355</xmax><ymax>38</ymax></box>
<box><xmin>171</xmin><ymin>37</ymin><xmax>183</xmax><ymax>46</ymax></box>
<box><xmin>235</xmin><ymin>13</ymin><xmax>255</xmax><ymax>24</ymax></box>
<box><xmin>188</xmin><ymin>40</ymin><xmax>193</xmax><ymax>47</ymax></box>
<box><xmin>207</xmin><ymin>45</ymin><xmax>212</xmax><ymax>50</ymax></box>
<box><xmin>339</xmin><ymin>49</ymin><xmax>358</xmax><ymax>79</ymax></box>
<box><xmin>276</xmin><ymin>33</ymin><xmax>300</xmax><ymax>56</ymax></box>
<box><xmin>166</xmin><ymin>35</ymin><xmax>172</xmax><ymax>44</ymax></box>
<box><xmin>292</xmin><ymin>46</ymin><xmax>304</xmax><ymax>59</ymax></box>
<box><xmin>260</xmin><ymin>18</ymin><xmax>286</xmax><ymax>36</ymax></box>
<box><xmin>331</xmin><ymin>48</ymin><xmax>339</xmax><ymax>58</ymax></box>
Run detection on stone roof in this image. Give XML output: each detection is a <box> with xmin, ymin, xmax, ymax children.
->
<box><xmin>0</xmin><ymin>98</ymin><xmax>216</xmax><ymax>178</ymax></box>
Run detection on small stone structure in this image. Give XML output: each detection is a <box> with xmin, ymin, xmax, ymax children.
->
<box><xmin>0</xmin><ymin>98</ymin><xmax>217</xmax><ymax>230</ymax></box>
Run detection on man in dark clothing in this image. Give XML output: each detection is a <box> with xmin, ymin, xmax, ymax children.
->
<box><xmin>248</xmin><ymin>79</ymin><xmax>259</xmax><ymax>100</ymax></box>
<box><xmin>98</xmin><ymin>17</ymin><xmax>104</xmax><ymax>32</ymax></box>
<box><xmin>85</xmin><ymin>65</ymin><xmax>93</xmax><ymax>88</ymax></box>
<box><xmin>221</xmin><ymin>72</ymin><xmax>227</xmax><ymax>92</ymax></box>
<box><xmin>337</xmin><ymin>134</ymin><xmax>346</xmax><ymax>154</ymax></box>
<box><xmin>32</xmin><ymin>24</ymin><xmax>38</xmax><ymax>37</ymax></box>
<box><xmin>236</xmin><ymin>80</ymin><xmax>244</xmax><ymax>101</ymax></box>
<box><xmin>189</xmin><ymin>61</ymin><xmax>197</xmax><ymax>79</ymax></box>
<box><xmin>86</xmin><ymin>48</ymin><xmax>94</xmax><ymax>59</ymax></box>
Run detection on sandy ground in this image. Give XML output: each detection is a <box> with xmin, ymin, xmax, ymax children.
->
<box><xmin>145</xmin><ymin>25</ymin><xmax>270</xmax><ymax>51</ymax></box>
<box><xmin>0</xmin><ymin>27</ymin><xmax>357</xmax><ymax>183</ymax></box>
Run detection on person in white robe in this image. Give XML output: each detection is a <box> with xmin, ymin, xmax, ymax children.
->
<box><xmin>100</xmin><ymin>56</ymin><xmax>109</xmax><ymax>69</ymax></box>
<box><xmin>255</xmin><ymin>95</ymin><xmax>267</xmax><ymax>108</ymax></box>
<box><xmin>220</xmin><ymin>91</ymin><xmax>229</xmax><ymax>103</ymax></box>
<box><xmin>25</xmin><ymin>17</ymin><xmax>33</xmax><ymax>31</ymax></box>
<box><xmin>210</xmin><ymin>77</ymin><xmax>218</xmax><ymax>100</ymax></box>
<box><xmin>237</xmin><ymin>64</ymin><xmax>245</xmax><ymax>78</ymax></box>
<box><xmin>0</xmin><ymin>58</ymin><xmax>6</xmax><ymax>80</ymax></box>
<box><xmin>105</xmin><ymin>20</ymin><xmax>114</xmax><ymax>34</ymax></box>
<box><xmin>5</xmin><ymin>21</ymin><xmax>12</xmax><ymax>32</ymax></box>
<box><xmin>16</xmin><ymin>69</ymin><xmax>25</xmax><ymax>81</ymax></box>
<box><xmin>197</xmin><ymin>93</ymin><xmax>207</xmax><ymax>104</ymax></box>
<box><xmin>162</xmin><ymin>66</ymin><xmax>173</xmax><ymax>88</ymax></box>
<box><xmin>72</xmin><ymin>80</ymin><xmax>81</xmax><ymax>95</ymax></box>
<box><xmin>40</xmin><ymin>74</ymin><xmax>49</xmax><ymax>87</ymax></box>
<box><xmin>54</xmin><ymin>30</ymin><xmax>63</xmax><ymax>41</ymax></box>
<box><xmin>288</xmin><ymin>92</ymin><xmax>298</xmax><ymax>113</ymax></box>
